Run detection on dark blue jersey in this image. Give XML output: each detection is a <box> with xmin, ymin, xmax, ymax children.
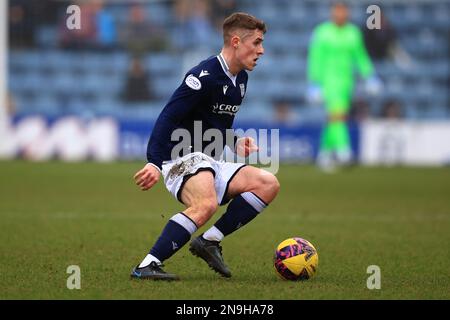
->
<box><xmin>147</xmin><ymin>54</ymin><xmax>249</xmax><ymax>169</ymax></box>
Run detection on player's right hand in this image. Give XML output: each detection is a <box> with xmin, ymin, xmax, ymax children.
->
<box><xmin>236</xmin><ymin>137</ymin><xmax>259</xmax><ymax>157</ymax></box>
<box><xmin>134</xmin><ymin>163</ymin><xmax>161</xmax><ymax>191</ymax></box>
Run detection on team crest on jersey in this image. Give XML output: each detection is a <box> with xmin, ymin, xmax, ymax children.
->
<box><xmin>185</xmin><ymin>74</ymin><xmax>201</xmax><ymax>90</ymax></box>
<box><xmin>240</xmin><ymin>83</ymin><xmax>246</xmax><ymax>97</ymax></box>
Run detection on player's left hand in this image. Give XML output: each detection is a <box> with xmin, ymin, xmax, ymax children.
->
<box><xmin>365</xmin><ymin>75</ymin><xmax>383</xmax><ymax>96</ymax></box>
<box><xmin>236</xmin><ymin>137</ymin><xmax>259</xmax><ymax>157</ymax></box>
<box><xmin>306</xmin><ymin>84</ymin><xmax>323</xmax><ymax>105</ymax></box>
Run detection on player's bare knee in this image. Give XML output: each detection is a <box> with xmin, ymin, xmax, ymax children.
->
<box><xmin>266</xmin><ymin>174</ymin><xmax>280</xmax><ymax>196</ymax></box>
<box><xmin>202</xmin><ymin>201</ymin><xmax>218</xmax><ymax>216</ymax></box>
<box><xmin>256</xmin><ymin>172</ymin><xmax>280</xmax><ymax>201</ymax></box>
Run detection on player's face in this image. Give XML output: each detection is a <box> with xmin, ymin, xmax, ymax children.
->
<box><xmin>332</xmin><ymin>5</ymin><xmax>349</xmax><ymax>26</ymax></box>
<box><xmin>236</xmin><ymin>30</ymin><xmax>265</xmax><ymax>71</ymax></box>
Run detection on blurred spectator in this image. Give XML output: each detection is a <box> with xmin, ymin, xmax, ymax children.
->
<box><xmin>363</xmin><ymin>12</ymin><xmax>412</xmax><ymax>68</ymax></box>
<box><xmin>380</xmin><ymin>99</ymin><xmax>404</xmax><ymax>120</ymax></box>
<box><xmin>118</xmin><ymin>3</ymin><xmax>169</xmax><ymax>55</ymax></box>
<box><xmin>9</xmin><ymin>0</ymin><xmax>64</xmax><ymax>48</ymax></box>
<box><xmin>59</xmin><ymin>1</ymin><xmax>98</xmax><ymax>50</ymax></box>
<box><xmin>173</xmin><ymin>0</ymin><xmax>216</xmax><ymax>51</ymax></box>
<box><xmin>272</xmin><ymin>99</ymin><xmax>299</xmax><ymax>126</ymax></box>
<box><xmin>121</xmin><ymin>57</ymin><xmax>155</xmax><ymax>103</ymax></box>
<box><xmin>59</xmin><ymin>0</ymin><xmax>117</xmax><ymax>51</ymax></box>
<box><xmin>93</xmin><ymin>0</ymin><xmax>117</xmax><ymax>51</ymax></box>
<box><xmin>363</xmin><ymin>13</ymin><xmax>397</xmax><ymax>61</ymax></box>
<box><xmin>211</xmin><ymin>0</ymin><xmax>238</xmax><ymax>32</ymax></box>
<box><xmin>9</xmin><ymin>0</ymin><xmax>36</xmax><ymax>48</ymax></box>
<box><xmin>32</xmin><ymin>0</ymin><xmax>63</xmax><ymax>25</ymax></box>
<box><xmin>349</xmin><ymin>97</ymin><xmax>371</xmax><ymax>123</ymax></box>
<box><xmin>173</xmin><ymin>0</ymin><xmax>217</xmax><ymax>76</ymax></box>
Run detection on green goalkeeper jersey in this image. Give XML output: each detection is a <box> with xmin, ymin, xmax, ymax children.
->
<box><xmin>307</xmin><ymin>22</ymin><xmax>374</xmax><ymax>110</ymax></box>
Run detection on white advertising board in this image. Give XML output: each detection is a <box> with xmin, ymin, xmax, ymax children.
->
<box><xmin>361</xmin><ymin>120</ymin><xmax>450</xmax><ymax>166</ymax></box>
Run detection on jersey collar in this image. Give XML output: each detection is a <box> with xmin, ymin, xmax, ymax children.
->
<box><xmin>217</xmin><ymin>53</ymin><xmax>237</xmax><ymax>87</ymax></box>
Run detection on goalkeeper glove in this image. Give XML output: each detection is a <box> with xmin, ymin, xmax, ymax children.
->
<box><xmin>365</xmin><ymin>75</ymin><xmax>383</xmax><ymax>96</ymax></box>
<box><xmin>306</xmin><ymin>84</ymin><xmax>323</xmax><ymax>105</ymax></box>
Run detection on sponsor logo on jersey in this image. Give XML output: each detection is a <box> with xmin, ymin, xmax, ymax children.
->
<box><xmin>185</xmin><ymin>74</ymin><xmax>201</xmax><ymax>90</ymax></box>
<box><xmin>199</xmin><ymin>70</ymin><xmax>209</xmax><ymax>78</ymax></box>
<box><xmin>240</xmin><ymin>83</ymin><xmax>246</xmax><ymax>97</ymax></box>
<box><xmin>212</xmin><ymin>103</ymin><xmax>240</xmax><ymax>116</ymax></box>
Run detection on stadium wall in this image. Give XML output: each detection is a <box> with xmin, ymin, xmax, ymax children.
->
<box><xmin>4</xmin><ymin>115</ymin><xmax>450</xmax><ymax>166</ymax></box>
<box><xmin>0</xmin><ymin>116</ymin><xmax>361</xmax><ymax>164</ymax></box>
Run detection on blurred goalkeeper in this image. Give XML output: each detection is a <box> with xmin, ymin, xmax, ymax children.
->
<box><xmin>131</xmin><ymin>13</ymin><xmax>279</xmax><ymax>281</ymax></box>
<box><xmin>307</xmin><ymin>2</ymin><xmax>382</xmax><ymax>170</ymax></box>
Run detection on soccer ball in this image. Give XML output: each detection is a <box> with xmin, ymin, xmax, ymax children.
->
<box><xmin>273</xmin><ymin>237</ymin><xmax>319</xmax><ymax>281</ymax></box>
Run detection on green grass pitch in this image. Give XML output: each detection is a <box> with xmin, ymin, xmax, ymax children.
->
<box><xmin>1</xmin><ymin>160</ymin><xmax>449</xmax><ymax>299</ymax></box>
